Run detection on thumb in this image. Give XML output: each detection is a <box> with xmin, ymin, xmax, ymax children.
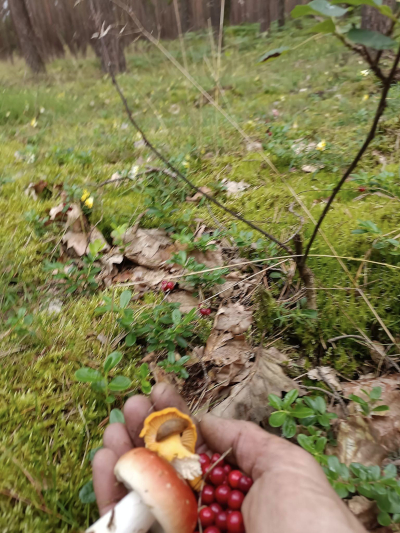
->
<box><xmin>200</xmin><ymin>414</ymin><xmax>288</xmax><ymax>480</ymax></box>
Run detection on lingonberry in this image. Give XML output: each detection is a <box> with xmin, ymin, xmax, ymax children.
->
<box><xmin>215</xmin><ymin>484</ymin><xmax>231</xmax><ymax>506</ymax></box>
<box><xmin>211</xmin><ymin>453</ymin><xmax>223</xmax><ymax>464</ymax></box>
<box><xmin>166</xmin><ymin>281</ymin><xmax>175</xmax><ymax>290</ymax></box>
<box><xmin>210</xmin><ymin>503</ymin><xmax>223</xmax><ymax>515</ymax></box>
<box><xmin>209</xmin><ymin>466</ymin><xmax>226</xmax><ymax>486</ymax></box>
<box><xmin>204</xmin><ymin>527</ymin><xmax>221</xmax><ymax>533</ymax></box>
<box><xmin>358</xmin><ymin>187</ymin><xmax>366</xmax><ymax>192</ymax></box>
<box><xmin>238</xmin><ymin>475</ymin><xmax>253</xmax><ymax>493</ymax></box>
<box><xmin>227</xmin><ymin>511</ymin><xmax>245</xmax><ymax>533</ymax></box>
<box><xmin>215</xmin><ymin>511</ymin><xmax>229</xmax><ymax>531</ymax></box>
<box><xmin>199</xmin><ymin>507</ymin><xmax>215</xmax><ymax>528</ymax></box>
<box><xmin>202</xmin><ymin>485</ymin><xmax>215</xmax><ymax>505</ymax></box>
<box><xmin>223</xmin><ymin>465</ymin><xmax>232</xmax><ymax>475</ymax></box>
<box><xmin>228</xmin><ymin>470</ymin><xmax>242</xmax><ymax>489</ymax></box>
<box><xmin>228</xmin><ymin>490</ymin><xmax>244</xmax><ymax>510</ymax></box>
<box><xmin>199</xmin><ymin>307</ymin><xmax>211</xmax><ymax>316</ymax></box>
<box><xmin>200</xmin><ymin>453</ymin><xmax>211</xmax><ymax>474</ymax></box>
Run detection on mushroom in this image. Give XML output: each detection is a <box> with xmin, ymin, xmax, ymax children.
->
<box><xmin>139</xmin><ymin>407</ymin><xmax>202</xmax><ymax>490</ymax></box>
<box><xmin>87</xmin><ymin>447</ymin><xmax>198</xmax><ymax>533</ymax></box>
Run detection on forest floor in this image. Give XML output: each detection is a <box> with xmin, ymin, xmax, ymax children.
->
<box><xmin>2</xmin><ymin>19</ymin><xmax>400</xmax><ymax>533</ymax></box>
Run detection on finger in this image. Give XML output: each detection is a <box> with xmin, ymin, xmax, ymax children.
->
<box><xmin>151</xmin><ymin>383</ymin><xmax>207</xmax><ymax>450</ymax></box>
<box><xmin>92</xmin><ymin>448</ymin><xmax>127</xmax><ymax>516</ymax></box>
<box><xmin>123</xmin><ymin>394</ymin><xmax>152</xmax><ymax>447</ymax></box>
<box><xmin>103</xmin><ymin>422</ymin><xmax>133</xmax><ymax>458</ymax></box>
<box><xmin>200</xmin><ymin>414</ymin><xmax>292</xmax><ymax>479</ymax></box>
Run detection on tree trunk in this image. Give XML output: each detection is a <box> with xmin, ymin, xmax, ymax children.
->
<box><xmin>260</xmin><ymin>0</ymin><xmax>271</xmax><ymax>32</ymax></box>
<box><xmin>9</xmin><ymin>0</ymin><xmax>46</xmax><ymax>73</ymax></box>
<box><xmin>91</xmin><ymin>0</ymin><xmax>126</xmax><ymax>74</ymax></box>
<box><xmin>277</xmin><ymin>0</ymin><xmax>285</xmax><ymax>28</ymax></box>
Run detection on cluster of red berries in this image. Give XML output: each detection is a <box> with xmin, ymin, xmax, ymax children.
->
<box><xmin>199</xmin><ymin>308</ymin><xmax>211</xmax><ymax>316</ymax></box>
<box><xmin>161</xmin><ymin>280</ymin><xmax>175</xmax><ymax>292</ymax></box>
<box><xmin>195</xmin><ymin>453</ymin><xmax>253</xmax><ymax>533</ymax></box>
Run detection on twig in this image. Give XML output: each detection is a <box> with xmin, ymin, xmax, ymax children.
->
<box><xmin>105</xmin><ymin>62</ymin><xmax>293</xmax><ymax>254</ymax></box>
<box><xmin>304</xmin><ymin>44</ymin><xmax>400</xmax><ymax>262</ymax></box>
<box><xmin>317</xmin><ymin>368</ymin><xmax>349</xmax><ymax>417</ymax></box>
<box><xmin>301</xmin><ymin>386</ymin><xmax>338</xmax><ymax>401</ymax></box>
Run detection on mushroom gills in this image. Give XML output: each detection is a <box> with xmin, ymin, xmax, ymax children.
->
<box><xmin>156</xmin><ymin>418</ymin><xmax>189</xmax><ymax>441</ymax></box>
<box><xmin>86</xmin><ymin>491</ymin><xmax>155</xmax><ymax>533</ymax></box>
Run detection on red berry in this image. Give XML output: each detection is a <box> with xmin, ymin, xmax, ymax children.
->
<box><xmin>228</xmin><ymin>470</ymin><xmax>242</xmax><ymax>489</ymax></box>
<box><xmin>166</xmin><ymin>281</ymin><xmax>175</xmax><ymax>290</ymax></box>
<box><xmin>215</xmin><ymin>484</ymin><xmax>231</xmax><ymax>506</ymax></box>
<box><xmin>209</xmin><ymin>466</ymin><xmax>226</xmax><ymax>486</ymax></box>
<box><xmin>221</xmin><ymin>478</ymin><xmax>229</xmax><ymax>485</ymax></box>
<box><xmin>210</xmin><ymin>503</ymin><xmax>223</xmax><ymax>515</ymax></box>
<box><xmin>238</xmin><ymin>475</ymin><xmax>253</xmax><ymax>493</ymax></box>
<box><xmin>200</xmin><ymin>453</ymin><xmax>211</xmax><ymax>474</ymax></box>
<box><xmin>228</xmin><ymin>490</ymin><xmax>244</xmax><ymax>510</ymax></box>
<box><xmin>224</xmin><ymin>465</ymin><xmax>232</xmax><ymax>475</ymax></box>
<box><xmin>268</xmin><ymin>131</ymin><xmax>272</xmax><ymax>136</ymax></box>
<box><xmin>204</xmin><ymin>528</ymin><xmax>221</xmax><ymax>533</ymax></box>
<box><xmin>202</xmin><ymin>485</ymin><xmax>215</xmax><ymax>505</ymax></box>
<box><xmin>199</xmin><ymin>507</ymin><xmax>215</xmax><ymax>528</ymax></box>
<box><xmin>358</xmin><ymin>187</ymin><xmax>366</xmax><ymax>192</ymax></box>
<box><xmin>200</xmin><ymin>307</ymin><xmax>211</xmax><ymax>316</ymax></box>
<box><xmin>211</xmin><ymin>453</ymin><xmax>223</xmax><ymax>464</ymax></box>
<box><xmin>227</xmin><ymin>511</ymin><xmax>244</xmax><ymax>533</ymax></box>
<box><xmin>216</xmin><ymin>511</ymin><xmax>229</xmax><ymax>531</ymax></box>
<box><xmin>161</xmin><ymin>280</ymin><xmax>169</xmax><ymax>291</ymax></box>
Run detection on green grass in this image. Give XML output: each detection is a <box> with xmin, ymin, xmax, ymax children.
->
<box><xmin>2</xmin><ymin>19</ymin><xmax>400</xmax><ymax>531</ymax></box>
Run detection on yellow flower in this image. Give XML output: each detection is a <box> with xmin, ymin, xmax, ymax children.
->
<box><xmin>81</xmin><ymin>189</ymin><xmax>90</xmax><ymax>202</ymax></box>
<box><xmin>85</xmin><ymin>197</ymin><xmax>94</xmax><ymax>209</ymax></box>
<box><xmin>362</xmin><ymin>94</ymin><xmax>369</xmax><ymax>102</ymax></box>
<box><xmin>360</xmin><ymin>70</ymin><xmax>369</xmax><ymax>77</ymax></box>
<box><xmin>316</xmin><ymin>140</ymin><xmax>326</xmax><ymax>151</ymax></box>
<box><xmin>30</xmin><ymin>118</ymin><xmax>37</xmax><ymax>128</ymax></box>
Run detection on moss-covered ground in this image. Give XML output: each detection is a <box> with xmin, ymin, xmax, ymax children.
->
<box><xmin>2</xmin><ymin>20</ymin><xmax>400</xmax><ymax>532</ymax></box>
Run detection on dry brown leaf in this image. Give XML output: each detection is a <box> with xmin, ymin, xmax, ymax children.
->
<box><xmin>301</xmin><ymin>165</ymin><xmax>319</xmax><ymax>173</ymax></box>
<box><xmin>307</xmin><ymin>366</ymin><xmax>342</xmax><ymax>391</ymax></box>
<box><xmin>25</xmin><ymin>180</ymin><xmax>48</xmax><ymax>200</ymax></box>
<box><xmin>66</xmin><ymin>203</ymin><xmax>86</xmax><ymax>233</ymax></box>
<box><xmin>49</xmin><ymin>203</ymin><xmax>65</xmax><ymax>221</ymax></box>
<box><xmin>191</xmin><ymin>247</ymin><xmax>224</xmax><ymax>269</ymax></box>
<box><xmin>186</xmin><ymin>186</ymin><xmax>213</xmax><ymax>203</ymax></box>
<box><xmin>246</xmin><ymin>141</ymin><xmax>263</xmax><ymax>152</ymax></box>
<box><xmin>211</xmin><ymin>281</ymin><xmax>234</xmax><ymax>298</ymax></box>
<box><xmin>369</xmin><ymin>341</ymin><xmax>387</xmax><ymax>366</ymax></box>
<box><xmin>221</xmin><ymin>179</ymin><xmax>250</xmax><ymax>197</ymax></box>
<box><xmin>63</xmin><ymin>226</ymin><xmax>110</xmax><ymax>258</ymax></box>
<box><xmin>167</xmin><ymin>291</ymin><xmax>199</xmax><ymax>313</ymax></box>
<box><xmin>214</xmin><ymin>303</ymin><xmax>252</xmax><ymax>335</ymax></box>
<box><xmin>347</xmin><ymin>496</ymin><xmax>378</xmax><ymax>531</ymax></box>
<box><xmin>342</xmin><ymin>375</ymin><xmax>400</xmax><ymax>452</ymax></box>
<box><xmin>333</xmin><ymin>415</ymin><xmax>387</xmax><ymax>467</ymax></box>
<box><xmin>203</xmin><ymin>330</ymin><xmax>234</xmax><ymax>362</ymax></box>
<box><xmin>211</xmin><ymin>348</ymin><xmax>297</xmax><ymax>425</ymax></box>
<box><xmin>149</xmin><ymin>361</ymin><xmax>184</xmax><ymax>392</ymax></box>
<box><xmin>123</xmin><ymin>228</ymin><xmax>177</xmax><ymax>269</ymax></box>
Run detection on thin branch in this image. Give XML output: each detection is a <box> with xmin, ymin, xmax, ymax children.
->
<box><xmin>304</xmin><ymin>44</ymin><xmax>400</xmax><ymax>262</ymax></box>
<box><xmin>106</xmin><ymin>60</ymin><xmax>293</xmax><ymax>254</ymax></box>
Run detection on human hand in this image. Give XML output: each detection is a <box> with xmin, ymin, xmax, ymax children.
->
<box><xmin>93</xmin><ymin>383</ymin><xmax>366</xmax><ymax>533</ymax></box>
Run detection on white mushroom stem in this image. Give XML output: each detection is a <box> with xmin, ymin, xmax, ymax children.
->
<box><xmin>86</xmin><ymin>491</ymin><xmax>155</xmax><ymax>533</ymax></box>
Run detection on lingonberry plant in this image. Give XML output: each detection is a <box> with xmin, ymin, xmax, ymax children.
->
<box><xmin>170</xmin><ymin>250</ymin><xmax>228</xmax><ymax>290</ymax></box>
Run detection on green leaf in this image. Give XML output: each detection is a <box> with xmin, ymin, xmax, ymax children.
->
<box><xmin>176</xmin><ymin>335</ymin><xmax>188</xmax><ymax>348</ymax></box>
<box><xmin>368</xmin><ymin>465</ymin><xmax>382</xmax><ymax>481</ymax></box>
<box><xmin>125</xmin><ymin>332</ymin><xmax>137</xmax><ymax>347</ymax></box>
<box><xmin>91</xmin><ymin>380</ymin><xmax>107</xmax><ymax>393</ymax></box>
<box><xmin>369</xmin><ymin>386</ymin><xmax>382</xmax><ymax>400</ymax></box>
<box><xmin>331</xmin><ymin>0</ymin><xmax>381</xmax><ymax>5</ymax></box>
<box><xmin>119</xmin><ymin>290</ymin><xmax>132</xmax><ymax>309</ymax></box>
<box><xmin>350</xmin><ymin>463</ymin><xmax>367</xmax><ymax>480</ymax></box>
<box><xmin>108</xmin><ymin>376</ymin><xmax>131</xmax><ymax>392</ymax></box>
<box><xmin>309</xmin><ymin>0</ymin><xmax>348</xmax><ymax>16</ymax></box>
<box><xmin>309</xmin><ymin>18</ymin><xmax>336</xmax><ymax>34</ymax></box>
<box><xmin>297</xmin><ymin>433</ymin><xmax>316</xmax><ymax>453</ymax></box>
<box><xmin>172</xmin><ymin>309</ymin><xmax>182</xmax><ymax>325</ymax></box>
<box><xmin>269</xmin><ymin>411</ymin><xmax>287</xmax><ymax>427</ymax></box>
<box><xmin>139</xmin><ymin>363</ymin><xmax>149</xmax><ymax>379</ymax></box>
<box><xmin>268</xmin><ymin>393</ymin><xmax>283</xmax><ymax>410</ymax></box>
<box><xmin>372</xmin><ymin>405</ymin><xmax>390</xmax><ymax>412</ymax></box>
<box><xmin>109</xmin><ymin>409</ymin><xmax>125</xmax><ymax>424</ymax></box>
<box><xmin>314</xmin><ymin>396</ymin><xmax>326</xmax><ymax>414</ymax></box>
<box><xmin>259</xmin><ymin>46</ymin><xmax>290</xmax><ymax>63</ymax></box>
<box><xmin>317</xmin><ymin>414</ymin><xmax>332</xmax><ymax>427</ymax></box>
<box><xmin>327</xmin><ymin>455</ymin><xmax>342</xmax><ymax>474</ymax></box>
<box><xmin>316</xmin><ymin>437</ymin><xmax>328</xmax><ymax>453</ymax></box>
<box><xmin>282</xmin><ymin>416</ymin><xmax>297</xmax><ymax>438</ymax></box>
<box><xmin>333</xmin><ymin>481</ymin><xmax>349</xmax><ymax>499</ymax></box>
<box><xmin>377</xmin><ymin>4</ymin><xmax>394</xmax><ymax>18</ymax></box>
<box><xmin>75</xmin><ymin>367</ymin><xmax>103</xmax><ymax>383</ymax></box>
<box><xmin>291</xmin><ymin>4</ymin><xmax>318</xmax><ymax>18</ymax></box>
<box><xmin>283</xmin><ymin>389</ymin><xmax>299</xmax><ymax>408</ymax></box>
<box><xmin>79</xmin><ymin>480</ymin><xmax>96</xmax><ymax>504</ymax></box>
<box><xmin>290</xmin><ymin>406</ymin><xmax>315</xmax><ymax>419</ymax></box>
<box><xmin>384</xmin><ymin>464</ymin><xmax>397</xmax><ymax>478</ymax></box>
<box><xmin>141</xmin><ymin>380</ymin><xmax>151</xmax><ymax>394</ymax></box>
<box><xmin>105</xmin><ymin>395</ymin><xmax>116</xmax><ymax>404</ymax></box>
<box><xmin>103</xmin><ymin>351</ymin><xmax>123</xmax><ymax>372</ymax></box>
<box><xmin>347</xmin><ymin>28</ymin><xmax>396</xmax><ymax>50</ymax></box>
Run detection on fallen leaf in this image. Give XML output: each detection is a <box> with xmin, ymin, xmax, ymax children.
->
<box><xmin>149</xmin><ymin>361</ymin><xmax>183</xmax><ymax>392</ymax></box>
<box><xmin>167</xmin><ymin>291</ymin><xmax>199</xmax><ymax>313</ymax></box>
<box><xmin>211</xmin><ymin>281</ymin><xmax>234</xmax><ymax>298</ymax></box>
<box><xmin>66</xmin><ymin>203</ymin><xmax>86</xmax><ymax>233</ymax></box>
<box><xmin>214</xmin><ymin>303</ymin><xmax>252</xmax><ymax>335</ymax></box>
<box><xmin>47</xmin><ymin>299</ymin><xmax>63</xmax><ymax>315</ymax></box>
<box><xmin>301</xmin><ymin>165</ymin><xmax>319</xmax><ymax>173</ymax></box>
<box><xmin>246</xmin><ymin>141</ymin><xmax>263</xmax><ymax>152</ymax></box>
<box><xmin>25</xmin><ymin>180</ymin><xmax>48</xmax><ymax>200</ymax></box>
<box><xmin>63</xmin><ymin>227</ymin><xmax>110</xmax><ymax>257</ymax></box>
<box><xmin>100</xmin><ymin>250</ymin><xmax>124</xmax><ymax>276</ymax></box>
<box><xmin>49</xmin><ymin>203</ymin><xmax>65</xmax><ymax>221</ymax></box>
<box><xmin>347</xmin><ymin>496</ymin><xmax>378</xmax><ymax>531</ymax></box>
<box><xmin>123</xmin><ymin>228</ymin><xmax>177</xmax><ymax>269</ymax></box>
<box><xmin>186</xmin><ymin>186</ymin><xmax>213</xmax><ymax>203</ymax></box>
<box><xmin>221</xmin><ymin>179</ymin><xmax>250</xmax><ymax>197</ymax></box>
<box><xmin>308</xmin><ymin>366</ymin><xmax>342</xmax><ymax>391</ymax></box>
<box><xmin>211</xmin><ymin>348</ymin><xmax>297</xmax><ymax>425</ymax></box>
<box><xmin>191</xmin><ymin>247</ymin><xmax>224</xmax><ymax>269</ymax></box>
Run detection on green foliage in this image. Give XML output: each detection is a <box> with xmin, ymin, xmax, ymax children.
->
<box><xmin>171</xmin><ymin>229</ymin><xmax>219</xmax><ymax>252</ymax></box>
<box><xmin>347</xmin><ymin>29</ymin><xmax>396</xmax><ymax>50</ymax></box>
<box><xmin>75</xmin><ymin>351</ymin><xmax>131</xmax><ymax>408</ymax></box>
<box><xmin>158</xmin><ymin>354</ymin><xmax>191</xmax><ymax>379</ymax></box>
<box><xmin>44</xmin><ymin>239</ymin><xmax>104</xmax><ymax>294</ymax></box>
<box><xmin>170</xmin><ymin>250</ymin><xmax>228</xmax><ymax>290</ymax></box>
<box><xmin>352</xmin><ymin>221</ymin><xmax>400</xmax><ymax>255</ymax></box>
<box><xmin>348</xmin><ymin>386</ymin><xmax>389</xmax><ymax>416</ymax></box>
<box><xmin>138</xmin><ymin>363</ymin><xmax>152</xmax><ymax>394</ymax></box>
<box><xmin>5</xmin><ymin>307</ymin><xmax>35</xmax><ymax>338</ymax></box>
<box><xmin>24</xmin><ymin>210</ymin><xmax>50</xmax><ymax>237</ymax></box>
